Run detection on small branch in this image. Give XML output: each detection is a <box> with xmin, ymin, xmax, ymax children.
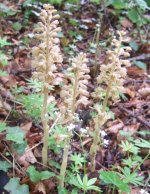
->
<box><xmin>26</xmin><ymin>113</ymin><xmax>61</xmax><ymax>153</ymax></box>
<box><xmin>118</xmin><ymin>105</ymin><xmax>150</xmax><ymax>129</ymax></box>
<box><xmin>128</xmin><ymin>54</ymin><xmax>150</xmax><ymax>61</ymax></box>
<box><xmin>124</xmin><ymin>79</ymin><xmax>150</xmax><ymax>84</ymax></box>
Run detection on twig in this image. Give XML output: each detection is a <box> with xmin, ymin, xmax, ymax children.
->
<box><xmin>118</xmin><ymin>105</ymin><xmax>150</xmax><ymax>129</ymax></box>
<box><xmin>4</xmin><ymin>143</ymin><xmax>26</xmax><ymax>174</ymax></box>
<box><xmin>36</xmin><ymin>161</ymin><xmax>59</xmax><ymax>175</ymax></box>
<box><xmin>0</xmin><ymin>153</ymin><xmax>24</xmax><ymax>175</ymax></box>
<box><xmin>26</xmin><ymin>113</ymin><xmax>61</xmax><ymax>152</ymax></box>
<box><xmin>124</xmin><ymin>79</ymin><xmax>150</xmax><ymax>84</ymax></box>
<box><xmin>128</xmin><ymin>54</ymin><xmax>150</xmax><ymax>61</ymax></box>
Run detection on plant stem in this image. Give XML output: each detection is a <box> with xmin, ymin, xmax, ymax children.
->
<box><xmin>59</xmin><ymin>131</ymin><xmax>71</xmax><ymax>188</ymax></box>
<box><xmin>90</xmin><ymin>115</ymin><xmax>101</xmax><ymax>171</ymax></box>
<box><xmin>93</xmin><ymin>24</ymin><xmax>101</xmax><ymax>77</ymax></box>
<box><xmin>102</xmin><ymin>83</ymin><xmax>111</xmax><ymax>112</ymax></box>
<box><xmin>59</xmin><ymin>73</ymin><xmax>78</xmax><ymax>187</ymax></box>
<box><xmin>90</xmin><ymin>83</ymin><xmax>111</xmax><ymax>171</ymax></box>
<box><xmin>41</xmin><ymin>17</ymin><xmax>50</xmax><ymax>165</ymax></box>
<box><xmin>71</xmin><ymin>71</ymin><xmax>78</xmax><ymax>115</ymax></box>
<box><xmin>41</xmin><ymin>86</ymin><xmax>49</xmax><ymax>165</ymax></box>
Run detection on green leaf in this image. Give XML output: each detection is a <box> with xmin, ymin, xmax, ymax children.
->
<box><xmin>77</xmin><ymin>174</ymin><xmax>83</xmax><ymax>186</ymax></box>
<box><xmin>27</xmin><ymin>166</ymin><xmax>41</xmax><ymax>182</ymax></box>
<box><xmin>0</xmin><ymin>37</ymin><xmax>12</xmax><ymax>47</ymax></box>
<box><xmin>128</xmin><ymin>8</ymin><xmax>139</xmax><ymax>23</ymax></box>
<box><xmin>12</xmin><ymin>141</ymin><xmax>27</xmax><ymax>155</ymax></box>
<box><xmin>12</xmin><ymin>22</ymin><xmax>22</xmax><ymax>31</ymax></box>
<box><xmin>0</xmin><ymin>160</ymin><xmax>12</xmax><ymax>172</ymax></box>
<box><xmin>40</xmin><ymin>171</ymin><xmax>55</xmax><ymax>180</ymax></box>
<box><xmin>6</xmin><ymin>127</ymin><xmax>25</xmax><ymax>144</ymax></box>
<box><xmin>0</xmin><ymin>51</ymin><xmax>8</xmax><ymax>66</ymax></box>
<box><xmin>0</xmin><ymin>70</ymin><xmax>8</xmax><ymax>76</ymax></box>
<box><xmin>87</xmin><ymin>178</ymin><xmax>97</xmax><ymax>186</ymax></box>
<box><xmin>27</xmin><ymin>166</ymin><xmax>55</xmax><ymax>183</ymax></box>
<box><xmin>4</xmin><ymin>178</ymin><xmax>29</xmax><ymax>194</ymax></box>
<box><xmin>129</xmin><ymin>41</ymin><xmax>139</xmax><ymax>51</ymax></box>
<box><xmin>134</xmin><ymin>0</ymin><xmax>149</xmax><ymax>10</ymax></box>
<box><xmin>111</xmin><ymin>0</ymin><xmax>126</xmax><ymax>9</ymax></box>
<box><xmin>100</xmin><ymin>171</ymin><xmax>130</xmax><ymax>192</ymax></box>
<box><xmin>0</xmin><ymin>122</ymin><xmax>6</xmax><ymax>132</ymax></box>
<box><xmin>135</xmin><ymin>138</ymin><xmax>150</xmax><ymax>148</ymax></box>
<box><xmin>90</xmin><ymin>0</ymin><xmax>101</xmax><ymax>4</ymax></box>
<box><xmin>134</xmin><ymin>60</ymin><xmax>147</xmax><ymax>69</ymax></box>
<box><xmin>118</xmin><ymin>167</ymin><xmax>144</xmax><ymax>186</ymax></box>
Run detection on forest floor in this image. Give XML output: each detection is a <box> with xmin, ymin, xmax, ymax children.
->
<box><xmin>0</xmin><ymin>0</ymin><xmax>150</xmax><ymax>194</ymax></box>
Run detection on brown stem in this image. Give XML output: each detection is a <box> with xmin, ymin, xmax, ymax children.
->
<box><xmin>90</xmin><ymin>83</ymin><xmax>111</xmax><ymax>171</ymax></box>
<box><xmin>59</xmin><ymin>131</ymin><xmax>71</xmax><ymax>188</ymax></box>
<box><xmin>102</xmin><ymin>83</ymin><xmax>111</xmax><ymax>112</ymax></box>
<box><xmin>90</xmin><ymin>116</ymin><xmax>101</xmax><ymax>171</ymax></box>
<box><xmin>59</xmin><ymin>70</ymin><xmax>78</xmax><ymax>187</ymax></box>
<box><xmin>41</xmin><ymin>87</ymin><xmax>49</xmax><ymax>165</ymax></box>
<box><xmin>41</xmin><ymin>15</ymin><xmax>50</xmax><ymax>165</ymax></box>
<box><xmin>94</xmin><ymin>24</ymin><xmax>101</xmax><ymax>77</ymax></box>
<box><xmin>71</xmin><ymin>72</ymin><xmax>78</xmax><ymax>116</ymax></box>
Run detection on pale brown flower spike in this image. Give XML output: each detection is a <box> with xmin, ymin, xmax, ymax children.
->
<box><xmin>32</xmin><ymin>4</ymin><xmax>62</xmax><ymax>165</ymax></box>
<box><xmin>59</xmin><ymin>52</ymin><xmax>90</xmax><ymax>188</ymax></box>
<box><xmin>90</xmin><ymin>31</ymin><xmax>132</xmax><ymax>171</ymax></box>
<box><xmin>60</xmin><ymin>52</ymin><xmax>90</xmax><ymax>121</ymax></box>
<box><xmin>32</xmin><ymin>4</ymin><xmax>62</xmax><ymax>88</ymax></box>
<box><xmin>96</xmin><ymin>30</ymin><xmax>131</xmax><ymax>103</ymax></box>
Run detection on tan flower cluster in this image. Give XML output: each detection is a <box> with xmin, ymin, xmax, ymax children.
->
<box><xmin>32</xmin><ymin>4</ymin><xmax>62</xmax><ymax>88</ymax></box>
<box><xmin>95</xmin><ymin>31</ymin><xmax>131</xmax><ymax>102</ymax></box>
<box><xmin>60</xmin><ymin>53</ymin><xmax>90</xmax><ymax>118</ymax></box>
<box><xmin>94</xmin><ymin>104</ymin><xmax>112</xmax><ymax>126</ymax></box>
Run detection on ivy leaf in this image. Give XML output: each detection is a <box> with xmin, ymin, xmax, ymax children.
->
<box><xmin>12</xmin><ymin>141</ymin><xmax>27</xmax><ymax>155</ymax></box>
<box><xmin>99</xmin><ymin>171</ymin><xmax>130</xmax><ymax>192</ymax></box>
<box><xmin>6</xmin><ymin>127</ymin><xmax>25</xmax><ymax>144</ymax></box>
<box><xmin>40</xmin><ymin>171</ymin><xmax>55</xmax><ymax>180</ymax></box>
<box><xmin>27</xmin><ymin>166</ymin><xmax>41</xmax><ymax>182</ymax></box>
<box><xmin>111</xmin><ymin>0</ymin><xmax>126</xmax><ymax>9</ymax></box>
<box><xmin>27</xmin><ymin>166</ymin><xmax>55</xmax><ymax>183</ymax></box>
<box><xmin>128</xmin><ymin>8</ymin><xmax>140</xmax><ymax>23</ymax></box>
<box><xmin>0</xmin><ymin>160</ymin><xmax>12</xmax><ymax>172</ymax></box>
<box><xmin>4</xmin><ymin>178</ymin><xmax>29</xmax><ymax>194</ymax></box>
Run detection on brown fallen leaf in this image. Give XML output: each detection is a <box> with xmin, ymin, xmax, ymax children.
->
<box><xmin>35</xmin><ymin>182</ymin><xmax>46</xmax><ymax>194</ymax></box>
<box><xmin>138</xmin><ymin>87</ymin><xmax>150</xmax><ymax>97</ymax></box>
<box><xmin>18</xmin><ymin>148</ymin><xmax>37</xmax><ymax>167</ymax></box>
<box><xmin>120</xmin><ymin>18</ymin><xmax>133</xmax><ymax>28</ymax></box>
<box><xmin>105</xmin><ymin>121</ymin><xmax>124</xmax><ymax>134</ymax></box>
<box><xmin>124</xmin><ymin>88</ymin><xmax>135</xmax><ymax>98</ymax></box>
<box><xmin>123</xmin><ymin>123</ymin><xmax>140</xmax><ymax>135</ymax></box>
<box><xmin>127</xmin><ymin>66</ymin><xmax>146</xmax><ymax>77</ymax></box>
<box><xmin>21</xmin><ymin>122</ymin><xmax>32</xmax><ymax>132</ymax></box>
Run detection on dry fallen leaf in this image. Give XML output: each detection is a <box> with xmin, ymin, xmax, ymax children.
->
<box><xmin>120</xmin><ymin>18</ymin><xmax>133</xmax><ymax>28</ymax></box>
<box><xmin>123</xmin><ymin>123</ymin><xmax>140</xmax><ymax>135</ymax></box>
<box><xmin>106</xmin><ymin>121</ymin><xmax>124</xmax><ymax>134</ymax></box>
<box><xmin>21</xmin><ymin>122</ymin><xmax>32</xmax><ymax>132</ymax></box>
<box><xmin>35</xmin><ymin>182</ymin><xmax>46</xmax><ymax>194</ymax></box>
<box><xmin>138</xmin><ymin>87</ymin><xmax>150</xmax><ymax>97</ymax></box>
<box><xmin>124</xmin><ymin>88</ymin><xmax>135</xmax><ymax>98</ymax></box>
<box><xmin>18</xmin><ymin>148</ymin><xmax>37</xmax><ymax>167</ymax></box>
